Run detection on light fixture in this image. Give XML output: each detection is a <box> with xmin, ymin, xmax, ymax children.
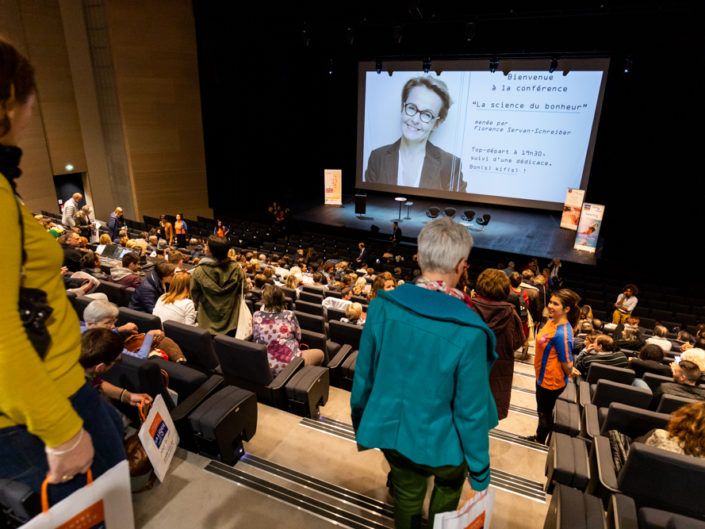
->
<box><xmin>328</xmin><ymin>58</ymin><xmax>334</xmax><ymax>76</ymax></box>
<box><xmin>65</xmin><ymin>164</ymin><xmax>74</xmax><ymax>171</ymax></box>
<box><xmin>464</xmin><ymin>21</ymin><xmax>476</xmax><ymax>43</ymax></box>
<box><xmin>423</xmin><ymin>57</ymin><xmax>431</xmax><ymax>74</ymax></box>
<box><xmin>489</xmin><ymin>57</ymin><xmax>499</xmax><ymax>73</ymax></box>
<box><xmin>624</xmin><ymin>57</ymin><xmax>632</xmax><ymax>74</ymax></box>
<box><xmin>549</xmin><ymin>57</ymin><xmax>558</xmax><ymax>73</ymax></box>
<box><xmin>376</xmin><ymin>60</ymin><xmax>383</xmax><ymax>74</ymax></box>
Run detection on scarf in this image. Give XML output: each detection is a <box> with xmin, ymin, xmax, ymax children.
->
<box><xmin>415</xmin><ymin>277</ymin><xmax>473</xmax><ymax>309</ymax></box>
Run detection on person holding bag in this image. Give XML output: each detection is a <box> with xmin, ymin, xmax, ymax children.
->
<box><xmin>0</xmin><ymin>38</ymin><xmax>125</xmax><ymax>505</ymax></box>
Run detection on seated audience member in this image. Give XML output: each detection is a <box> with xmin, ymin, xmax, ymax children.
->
<box><xmin>59</xmin><ymin>231</ymin><xmax>84</xmax><ymax>272</ymax></box>
<box><xmin>574</xmin><ymin>334</ymin><xmax>628</xmax><ymax>376</ymax></box>
<box><xmin>79</xmin><ymin>250</ymin><xmax>109</xmax><ymax>281</ymax></box>
<box><xmin>252</xmin><ymin>285</ymin><xmax>324</xmax><ymax>375</ymax></box>
<box><xmin>285</xmin><ymin>272</ymin><xmax>302</xmax><ymax>297</ymax></box>
<box><xmin>129</xmin><ymin>261</ymin><xmax>176</xmax><ymax>314</ymax></box>
<box><xmin>653</xmin><ymin>360</ymin><xmax>705</xmax><ymax>403</ymax></box>
<box><xmin>168</xmin><ymin>250</ymin><xmax>185</xmax><ymax>272</ymax></box>
<box><xmin>99</xmin><ymin>233</ymin><xmax>112</xmax><ymax>245</ymax></box>
<box><xmin>110</xmin><ymin>251</ymin><xmax>142</xmax><ymax>288</ymax></box>
<box><xmin>680</xmin><ymin>348</ymin><xmax>705</xmax><ymax>372</ymax></box>
<box><xmin>341</xmin><ymin>302</ymin><xmax>365</xmax><ymax>326</ymax></box>
<box><xmin>612</xmin><ymin>283</ymin><xmax>639</xmax><ymax>324</ymax></box>
<box><xmin>573</xmin><ymin>321</ymin><xmax>594</xmax><ymax>353</ymax></box>
<box><xmin>309</xmin><ymin>271</ymin><xmax>328</xmax><ymax>293</ymax></box>
<box><xmin>190</xmin><ymin>235</ymin><xmax>246</xmax><ymax>335</ymax></box>
<box><xmin>646</xmin><ymin>324</ymin><xmax>673</xmax><ymax>353</ymax></box>
<box><xmin>83</xmin><ymin>299</ymin><xmax>186</xmax><ymax>363</ymax></box>
<box><xmin>579</xmin><ymin>305</ymin><xmax>594</xmax><ymax>322</ymax></box>
<box><xmin>613</xmin><ymin>324</ymin><xmax>646</xmax><ymax>351</ymax></box>
<box><xmin>629</xmin><ymin>343</ymin><xmax>672</xmax><ymax>379</ymax></box>
<box><xmin>675</xmin><ymin>330</ymin><xmax>693</xmax><ymax>348</ymax></box>
<box><xmin>352</xmin><ymin>276</ymin><xmax>368</xmax><ymax>296</ymax></box>
<box><xmin>592</xmin><ymin>318</ymin><xmax>604</xmax><ymax>332</ymax></box>
<box><xmin>80</xmin><ymin>327</ymin><xmax>152</xmax><ymax>408</ymax></box>
<box><xmin>636</xmin><ymin>401</ymin><xmax>705</xmax><ymax>458</ymax></box>
<box><xmin>153</xmin><ymin>272</ymin><xmax>196</xmax><ymax>325</ymax></box>
<box><xmin>322</xmin><ymin>287</ymin><xmax>354</xmax><ymax>312</ymax></box>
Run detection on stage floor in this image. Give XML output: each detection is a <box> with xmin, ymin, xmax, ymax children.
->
<box><xmin>292</xmin><ymin>194</ymin><xmax>599</xmax><ymax>266</ymax></box>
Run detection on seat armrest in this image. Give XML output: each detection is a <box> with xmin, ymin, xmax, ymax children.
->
<box><xmin>592</xmin><ymin>434</ymin><xmax>620</xmax><ymax>494</ymax></box>
<box><xmin>171</xmin><ymin>375</ymin><xmax>223</xmax><ymax>422</ymax></box>
<box><xmin>583</xmin><ymin>403</ymin><xmax>601</xmax><ymax>440</ymax></box>
<box><xmin>328</xmin><ymin>343</ymin><xmax>352</xmax><ymax>369</ymax></box>
<box><xmin>578</xmin><ymin>379</ymin><xmax>592</xmax><ymax>408</ymax></box>
<box><xmin>607</xmin><ymin>494</ymin><xmax>638</xmax><ymax>529</ymax></box>
<box><xmin>268</xmin><ymin>356</ymin><xmax>305</xmax><ymax>391</ymax></box>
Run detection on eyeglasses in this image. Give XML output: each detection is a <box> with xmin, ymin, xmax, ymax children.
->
<box><xmin>402</xmin><ymin>102</ymin><xmax>439</xmax><ymax>123</ymax></box>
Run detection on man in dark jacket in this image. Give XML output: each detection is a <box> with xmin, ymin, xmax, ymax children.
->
<box><xmin>128</xmin><ymin>261</ymin><xmax>175</xmax><ymax>314</ymax></box>
<box><xmin>107</xmin><ymin>207</ymin><xmax>126</xmax><ymax>242</ymax></box>
<box><xmin>60</xmin><ymin>231</ymin><xmax>84</xmax><ymax>272</ymax></box>
<box><xmin>653</xmin><ymin>360</ymin><xmax>705</xmax><ymax>403</ymax></box>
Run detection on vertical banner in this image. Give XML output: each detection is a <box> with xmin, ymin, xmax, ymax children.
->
<box><xmin>574</xmin><ymin>203</ymin><xmax>605</xmax><ymax>253</ymax></box>
<box><xmin>560</xmin><ymin>188</ymin><xmax>585</xmax><ymax>230</ymax></box>
<box><xmin>324</xmin><ymin>169</ymin><xmax>343</xmax><ymax>206</ymax></box>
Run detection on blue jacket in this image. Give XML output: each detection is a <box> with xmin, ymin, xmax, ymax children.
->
<box><xmin>128</xmin><ymin>270</ymin><xmax>164</xmax><ymax>314</ymax></box>
<box><xmin>350</xmin><ymin>283</ymin><xmax>498</xmax><ymax>490</ymax></box>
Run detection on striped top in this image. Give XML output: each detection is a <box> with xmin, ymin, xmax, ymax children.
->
<box><xmin>574</xmin><ymin>350</ymin><xmax>628</xmax><ymax>377</ymax></box>
<box><xmin>535</xmin><ymin>319</ymin><xmax>573</xmax><ymax>390</ymax></box>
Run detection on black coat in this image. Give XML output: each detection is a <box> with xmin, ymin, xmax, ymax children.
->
<box><xmin>128</xmin><ymin>270</ymin><xmax>164</xmax><ymax>314</ymax></box>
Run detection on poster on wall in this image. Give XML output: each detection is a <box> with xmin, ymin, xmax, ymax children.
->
<box><xmin>574</xmin><ymin>203</ymin><xmax>604</xmax><ymax>253</ymax></box>
<box><xmin>560</xmin><ymin>188</ymin><xmax>585</xmax><ymax>230</ymax></box>
<box><xmin>324</xmin><ymin>169</ymin><xmax>343</xmax><ymax>206</ymax></box>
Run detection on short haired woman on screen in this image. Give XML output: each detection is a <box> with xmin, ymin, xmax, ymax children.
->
<box><xmin>365</xmin><ymin>76</ymin><xmax>466</xmax><ymax>192</ymax></box>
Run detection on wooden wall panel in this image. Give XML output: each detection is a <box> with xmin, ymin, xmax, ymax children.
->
<box><xmin>105</xmin><ymin>0</ymin><xmax>211</xmax><ymax>221</ymax></box>
<box><xmin>0</xmin><ymin>0</ymin><xmax>59</xmax><ymax>213</ymax></box>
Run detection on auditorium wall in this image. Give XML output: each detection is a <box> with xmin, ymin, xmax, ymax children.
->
<box><xmin>0</xmin><ymin>0</ymin><xmax>211</xmax><ymax>222</ymax></box>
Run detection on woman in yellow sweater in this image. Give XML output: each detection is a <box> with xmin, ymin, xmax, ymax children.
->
<box><xmin>0</xmin><ymin>38</ymin><xmax>125</xmax><ymax>504</ymax></box>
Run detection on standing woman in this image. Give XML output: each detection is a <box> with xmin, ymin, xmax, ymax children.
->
<box><xmin>0</xmin><ymin>38</ymin><xmax>124</xmax><ymax>505</ymax></box>
<box><xmin>214</xmin><ymin>219</ymin><xmax>229</xmax><ymax>238</ymax></box>
<box><xmin>532</xmin><ymin>289</ymin><xmax>581</xmax><ymax>444</ymax></box>
<box><xmin>471</xmin><ymin>269</ymin><xmax>525</xmax><ymax>420</ymax></box>
<box><xmin>174</xmin><ymin>212</ymin><xmax>188</xmax><ymax>248</ymax></box>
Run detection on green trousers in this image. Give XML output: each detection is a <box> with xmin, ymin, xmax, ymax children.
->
<box><xmin>384</xmin><ymin>450</ymin><xmax>468</xmax><ymax>529</ymax></box>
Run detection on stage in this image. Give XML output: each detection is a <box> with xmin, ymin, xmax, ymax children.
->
<box><xmin>292</xmin><ymin>193</ymin><xmax>600</xmax><ymax>266</ymax></box>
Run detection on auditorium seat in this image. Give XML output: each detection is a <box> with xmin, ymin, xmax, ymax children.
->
<box><xmin>542</xmin><ymin>484</ymin><xmax>604</xmax><ymax>529</ymax></box>
<box><xmin>582</xmin><ymin>402</ymin><xmax>669</xmax><ymax>441</ymax></box>
<box><xmin>213</xmin><ymin>335</ymin><xmax>329</xmax><ymax>417</ymax></box>
<box><xmin>71</xmin><ymin>294</ymin><xmax>94</xmax><ymax>320</ymax></box>
<box><xmin>162</xmin><ymin>320</ymin><xmax>219</xmax><ymax>373</ymax></box>
<box><xmin>328</xmin><ymin>320</ymin><xmax>362</xmax><ymax>350</ymax></box>
<box><xmin>654</xmin><ymin>393</ymin><xmax>697</xmax><ymax>414</ymax></box>
<box><xmin>95</xmin><ymin>279</ymin><xmax>129</xmax><ymax>306</ymax></box>
<box><xmin>580</xmin><ymin>379</ymin><xmax>652</xmax><ymax>409</ymax></box>
<box><xmin>117</xmin><ymin>306</ymin><xmax>162</xmax><ymax>333</ymax></box>
<box><xmin>326</xmin><ymin>307</ymin><xmax>347</xmax><ymax>321</ymax></box>
<box><xmin>426</xmin><ymin>207</ymin><xmax>440</xmax><ymax>218</ymax></box>
<box><xmin>295</xmin><ymin>300</ymin><xmax>325</xmax><ymax>316</ymax></box>
<box><xmin>294</xmin><ymin>311</ymin><xmax>327</xmax><ymax>336</ymax></box>
<box><xmin>585</xmin><ymin>364</ymin><xmax>636</xmax><ymax>386</ymax></box>
<box><xmin>299</xmin><ymin>291</ymin><xmax>324</xmax><ymax>304</ymax></box>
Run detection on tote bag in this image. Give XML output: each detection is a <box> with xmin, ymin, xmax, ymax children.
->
<box><xmin>21</xmin><ymin>460</ymin><xmax>134</xmax><ymax>529</ymax></box>
<box><xmin>434</xmin><ymin>488</ymin><xmax>496</xmax><ymax>529</ymax></box>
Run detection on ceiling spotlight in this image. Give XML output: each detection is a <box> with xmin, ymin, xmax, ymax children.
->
<box><xmin>489</xmin><ymin>57</ymin><xmax>499</xmax><ymax>73</ymax></box>
<box><xmin>328</xmin><ymin>58</ymin><xmax>334</xmax><ymax>76</ymax></box>
<box><xmin>423</xmin><ymin>57</ymin><xmax>431</xmax><ymax>74</ymax></box>
<box><xmin>376</xmin><ymin>60</ymin><xmax>383</xmax><ymax>74</ymax></box>
<box><xmin>624</xmin><ymin>57</ymin><xmax>632</xmax><ymax>74</ymax></box>
<box><xmin>465</xmin><ymin>21</ymin><xmax>476</xmax><ymax>43</ymax></box>
<box><xmin>549</xmin><ymin>57</ymin><xmax>558</xmax><ymax>73</ymax></box>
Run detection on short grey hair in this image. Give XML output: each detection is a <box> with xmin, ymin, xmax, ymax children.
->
<box><xmin>83</xmin><ymin>299</ymin><xmax>119</xmax><ymax>324</ymax></box>
<box><xmin>417</xmin><ymin>217</ymin><xmax>473</xmax><ymax>273</ymax></box>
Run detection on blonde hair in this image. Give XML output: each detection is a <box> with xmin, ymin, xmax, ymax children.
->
<box><xmin>160</xmin><ymin>272</ymin><xmax>191</xmax><ymax>305</ymax></box>
<box><xmin>99</xmin><ymin>234</ymin><xmax>111</xmax><ymax>244</ymax></box>
<box><xmin>346</xmin><ymin>302</ymin><xmax>363</xmax><ymax>321</ymax></box>
<box><xmin>285</xmin><ymin>274</ymin><xmax>301</xmax><ymax>288</ymax></box>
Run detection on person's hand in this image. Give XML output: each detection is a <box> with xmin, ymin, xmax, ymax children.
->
<box><xmin>118</xmin><ymin>322</ymin><xmax>138</xmax><ymax>334</ymax></box>
<box><xmin>45</xmin><ymin>428</ymin><xmax>94</xmax><ymax>484</ymax></box>
<box><xmin>128</xmin><ymin>392</ymin><xmax>152</xmax><ymax>407</ymax></box>
<box><xmin>147</xmin><ymin>329</ymin><xmax>164</xmax><ymax>339</ymax></box>
<box><xmin>60</xmin><ymin>266</ymin><xmax>69</xmax><ymax>275</ymax></box>
<box><xmin>570</xmin><ymin>367</ymin><xmax>581</xmax><ymax>378</ymax></box>
<box><xmin>457</xmin><ymin>485</ymin><xmax>489</xmax><ymax>513</ymax></box>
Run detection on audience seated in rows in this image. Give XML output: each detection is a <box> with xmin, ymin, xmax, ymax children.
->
<box><xmin>646</xmin><ymin>324</ymin><xmax>673</xmax><ymax>353</ymax></box>
<box><xmin>129</xmin><ymin>261</ymin><xmax>176</xmax><ymax>314</ymax></box>
<box><xmin>82</xmin><ymin>299</ymin><xmax>186</xmax><ymax>363</ymax></box>
<box><xmin>110</xmin><ymin>251</ymin><xmax>142</xmax><ymax>288</ymax></box>
<box><xmin>253</xmin><ymin>284</ymin><xmax>324</xmax><ymax>375</ymax></box>
<box><xmin>153</xmin><ymin>271</ymin><xmax>196</xmax><ymax>325</ymax></box>
<box><xmin>652</xmin><ymin>360</ymin><xmax>705</xmax><ymax>403</ymax></box>
<box><xmin>628</xmin><ymin>343</ymin><xmax>672</xmax><ymax>378</ymax></box>
<box><xmin>574</xmin><ymin>335</ymin><xmax>628</xmax><ymax>376</ymax></box>
<box><xmin>636</xmin><ymin>401</ymin><xmax>705</xmax><ymax>458</ymax></box>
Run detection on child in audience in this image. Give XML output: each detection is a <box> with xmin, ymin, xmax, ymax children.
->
<box><xmin>80</xmin><ymin>327</ymin><xmax>152</xmax><ymax>408</ymax></box>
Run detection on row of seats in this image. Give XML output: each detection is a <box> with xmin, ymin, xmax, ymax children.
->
<box><xmin>544</xmin><ymin>363</ymin><xmax>705</xmax><ymax>527</ymax></box>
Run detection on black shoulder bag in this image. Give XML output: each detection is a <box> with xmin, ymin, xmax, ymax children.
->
<box><xmin>13</xmin><ymin>193</ymin><xmax>54</xmax><ymax>358</ymax></box>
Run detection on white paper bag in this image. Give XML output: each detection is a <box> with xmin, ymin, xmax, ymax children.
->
<box><xmin>434</xmin><ymin>488</ymin><xmax>495</xmax><ymax>529</ymax></box>
<box><xmin>21</xmin><ymin>460</ymin><xmax>134</xmax><ymax>529</ymax></box>
<box><xmin>235</xmin><ymin>294</ymin><xmax>253</xmax><ymax>340</ymax></box>
<box><xmin>137</xmin><ymin>394</ymin><xmax>179</xmax><ymax>482</ymax></box>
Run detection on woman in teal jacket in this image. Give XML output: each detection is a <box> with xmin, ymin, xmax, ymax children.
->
<box><xmin>351</xmin><ymin>217</ymin><xmax>498</xmax><ymax>529</ymax></box>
